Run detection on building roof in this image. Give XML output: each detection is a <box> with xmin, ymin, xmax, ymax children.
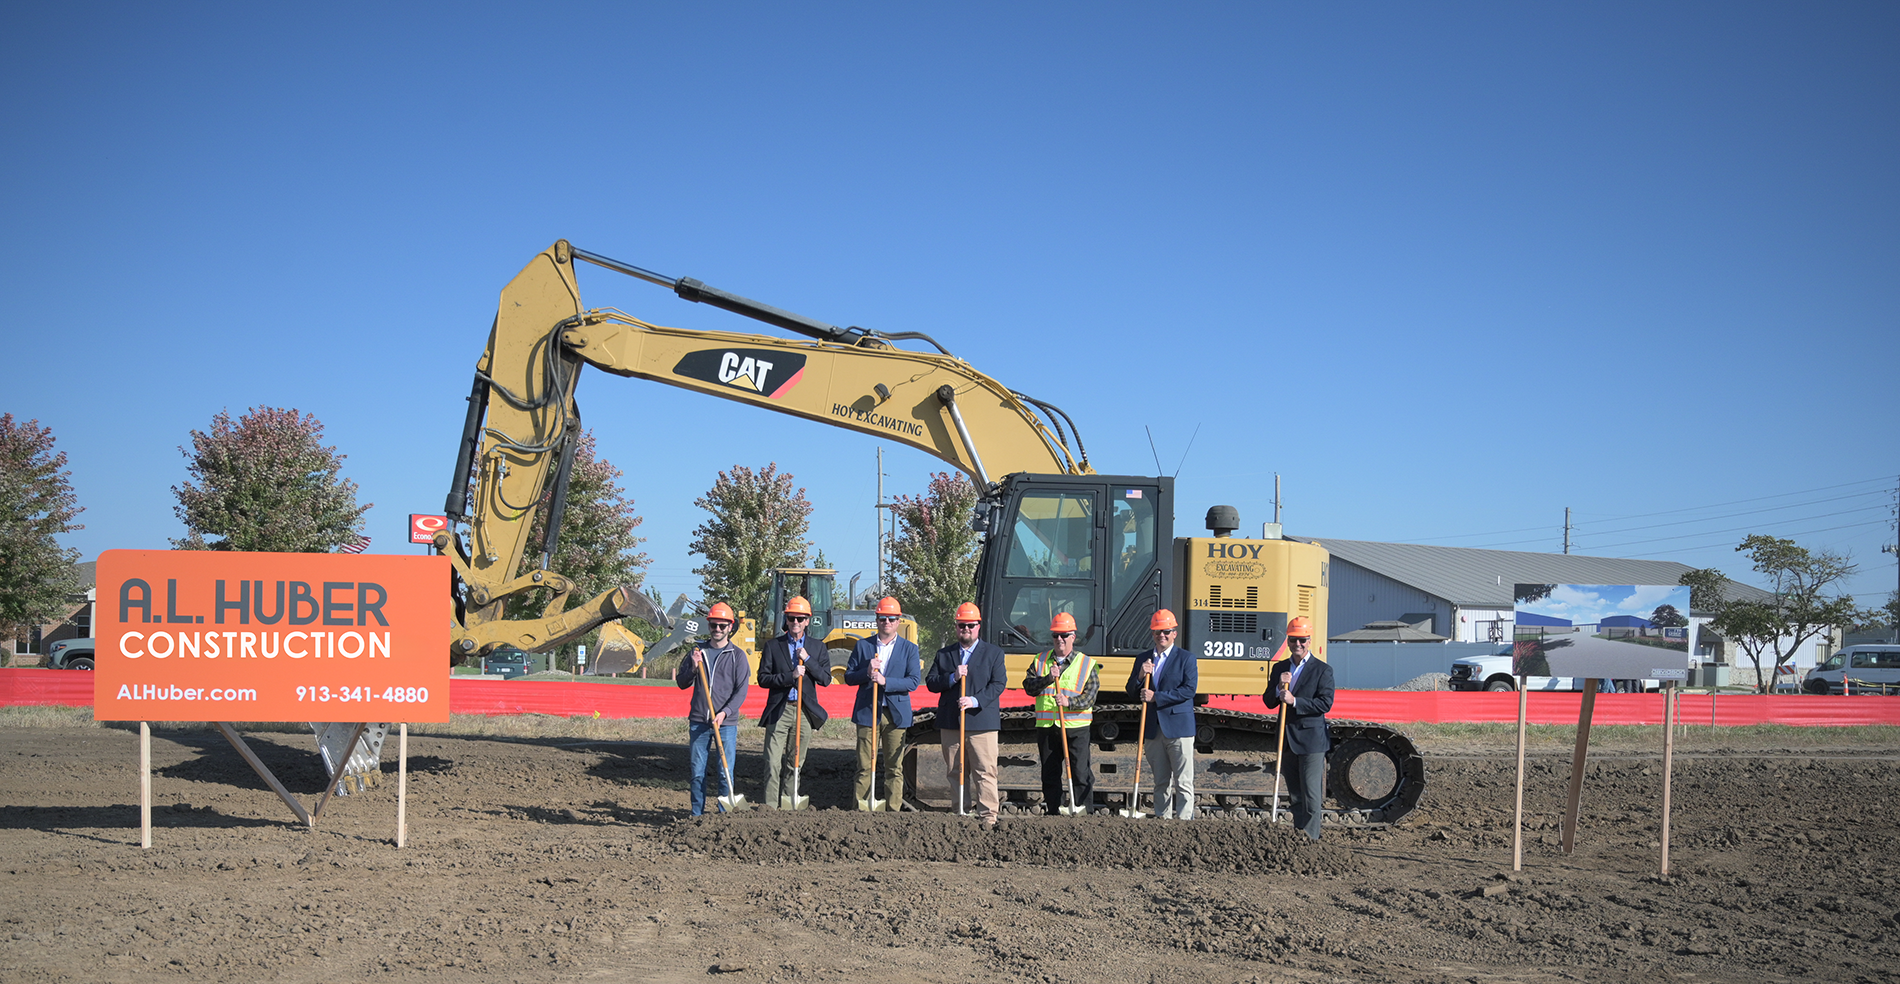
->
<box><xmin>1330</xmin><ymin>620</ymin><xmax>1450</xmax><ymax>642</ymax></box>
<box><xmin>1296</xmin><ymin>537</ymin><xmax>1774</xmax><ymax>610</ymax></box>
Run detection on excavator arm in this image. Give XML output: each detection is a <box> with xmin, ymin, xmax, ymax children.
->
<box><xmin>439</xmin><ymin>240</ymin><xmax>1092</xmax><ymax>659</ymax></box>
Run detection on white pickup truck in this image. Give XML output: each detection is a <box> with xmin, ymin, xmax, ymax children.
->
<box><xmin>1447</xmin><ymin>652</ymin><xmax>1656</xmax><ymax>693</ymax></box>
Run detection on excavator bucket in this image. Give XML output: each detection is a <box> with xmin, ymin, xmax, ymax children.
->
<box><xmin>590</xmin><ymin>621</ymin><xmax>646</xmax><ymax>676</ymax></box>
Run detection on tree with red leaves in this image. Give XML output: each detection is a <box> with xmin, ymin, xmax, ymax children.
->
<box><xmin>890</xmin><ymin>471</ymin><xmax>981</xmax><ymax>649</ymax></box>
<box><xmin>171</xmin><ymin>407</ymin><xmax>369</xmax><ymax>553</ymax></box>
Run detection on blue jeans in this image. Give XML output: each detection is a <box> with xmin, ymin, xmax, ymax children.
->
<box><xmin>688</xmin><ymin>721</ymin><xmax>740</xmax><ymax>815</ymax></box>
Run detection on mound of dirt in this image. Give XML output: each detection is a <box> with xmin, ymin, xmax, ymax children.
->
<box><xmin>664</xmin><ymin>810</ymin><xmax>1360</xmax><ymax>876</ymax></box>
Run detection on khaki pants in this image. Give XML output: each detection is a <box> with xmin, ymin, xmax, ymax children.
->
<box><xmin>939</xmin><ymin>729</ymin><xmax>1000</xmax><ymax>822</ymax></box>
<box><xmin>1144</xmin><ymin>735</ymin><xmax>1195</xmax><ymax>819</ymax></box>
<box><xmin>761</xmin><ymin>709</ymin><xmax>811</xmax><ymax>807</ymax></box>
<box><xmin>854</xmin><ymin>715</ymin><xmax>905</xmax><ymax>809</ymax></box>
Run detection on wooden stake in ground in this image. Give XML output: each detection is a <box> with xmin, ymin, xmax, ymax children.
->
<box><xmin>140</xmin><ymin>722</ymin><xmax>151</xmax><ymax>850</ymax></box>
<box><xmin>1513</xmin><ymin>673</ymin><xmax>1529</xmax><ymax>872</ymax></box>
<box><xmin>1562</xmin><ymin>678</ymin><xmax>1599</xmax><ymax>853</ymax></box>
<box><xmin>1661</xmin><ymin>682</ymin><xmax>1678</xmax><ymax>877</ymax></box>
<box><xmin>396</xmin><ymin>723</ymin><xmax>408</xmax><ymax>848</ymax></box>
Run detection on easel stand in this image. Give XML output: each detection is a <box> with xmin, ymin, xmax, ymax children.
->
<box><xmin>1660</xmin><ymin>683</ymin><xmax>1678</xmax><ymax>876</ymax></box>
<box><xmin>1512</xmin><ymin>675</ymin><xmax>1528</xmax><ymax>871</ymax></box>
<box><xmin>137</xmin><ymin>721</ymin><xmax>409</xmax><ymax>849</ymax></box>
<box><xmin>1560</xmin><ymin>679</ymin><xmax>1598</xmax><ymax>853</ymax></box>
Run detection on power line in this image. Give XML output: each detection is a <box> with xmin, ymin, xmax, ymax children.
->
<box><xmin>1571</xmin><ymin>474</ymin><xmax>1896</xmax><ymax>524</ymax></box>
<box><xmin>1616</xmin><ymin>518</ymin><xmax>1895</xmax><ymax>559</ymax></box>
<box><xmin>1584</xmin><ymin>504</ymin><xmax>1894</xmax><ymax>552</ymax></box>
<box><xmin>1575</xmin><ymin>489</ymin><xmax>1889</xmax><ymax>538</ymax></box>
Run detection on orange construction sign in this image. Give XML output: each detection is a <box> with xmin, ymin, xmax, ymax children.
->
<box><xmin>93</xmin><ymin>550</ymin><xmax>451</xmax><ymax>722</ymax></box>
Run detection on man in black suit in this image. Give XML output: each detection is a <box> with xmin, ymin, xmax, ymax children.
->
<box><xmin>757</xmin><ymin>596</ymin><xmax>830</xmax><ymax>809</ymax></box>
<box><xmin>1266</xmin><ymin>616</ymin><xmax>1333</xmax><ymax>841</ymax></box>
<box><xmin>927</xmin><ymin>602</ymin><xmax>1009</xmax><ymax>828</ymax></box>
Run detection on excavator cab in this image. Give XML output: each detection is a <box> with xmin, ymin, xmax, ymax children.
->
<box><xmin>974</xmin><ymin>473</ymin><xmax>1173</xmax><ymax>662</ymax></box>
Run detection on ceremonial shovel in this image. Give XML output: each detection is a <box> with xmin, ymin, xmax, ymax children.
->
<box><xmin>1055</xmin><ymin>696</ymin><xmax>1084</xmax><ymax>816</ymax></box>
<box><xmin>1119</xmin><ymin>670</ymin><xmax>1151</xmax><ymax>818</ymax></box>
<box><xmin>779</xmin><ymin>659</ymin><xmax>811</xmax><ymax>810</ymax></box>
<box><xmin>700</xmin><ymin>672</ymin><xmax>746</xmax><ymax>811</ymax></box>
<box><xmin>862</xmin><ymin>675</ymin><xmax>888</xmax><ymax>812</ymax></box>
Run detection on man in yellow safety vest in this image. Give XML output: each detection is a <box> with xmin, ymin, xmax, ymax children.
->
<box><xmin>1022</xmin><ymin>611</ymin><xmax>1100</xmax><ymax>816</ymax></box>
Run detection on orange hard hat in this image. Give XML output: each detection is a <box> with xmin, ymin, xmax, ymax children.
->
<box><xmin>875</xmin><ymin>596</ymin><xmax>903</xmax><ymax>617</ymax></box>
<box><xmin>1150</xmin><ymin>609</ymin><xmax>1178</xmax><ymax>631</ymax></box>
<box><xmin>1050</xmin><ymin>612</ymin><xmax>1077</xmax><ymax>633</ymax></box>
<box><xmin>784</xmin><ymin>596</ymin><xmax>811</xmax><ymax>616</ymax></box>
<box><xmin>706</xmin><ymin>601</ymin><xmax>737</xmax><ymax>624</ymax></box>
<box><xmin>1286</xmin><ymin>616</ymin><xmax>1313</xmax><ymax>638</ymax></box>
<box><xmin>954</xmin><ymin>602</ymin><xmax>982</xmax><ymax>623</ymax></box>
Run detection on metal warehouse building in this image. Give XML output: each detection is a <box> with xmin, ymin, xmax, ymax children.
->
<box><xmin>1291</xmin><ymin>538</ymin><xmax>1773</xmax><ymax>647</ymax></box>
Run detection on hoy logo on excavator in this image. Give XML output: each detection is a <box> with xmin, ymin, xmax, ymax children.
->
<box><xmin>672</xmin><ymin>348</ymin><xmax>809</xmax><ymax>400</ymax></box>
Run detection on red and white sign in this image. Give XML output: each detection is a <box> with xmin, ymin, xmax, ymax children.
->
<box><xmin>409</xmin><ymin>514</ymin><xmax>448</xmax><ymax>545</ymax></box>
<box><xmin>93</xmin><ymin>550</ymin><xmax>451</xmax><ymax>722</ymax></box>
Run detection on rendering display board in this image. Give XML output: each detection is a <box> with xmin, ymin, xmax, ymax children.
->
<box><xmin>1512</xmin><ymin>583</ymin><xmax>1695</xmax><ymax>682</ymax></box>
<box><xmin>93</xmin><ymin>550</ymin><xmax>451</xmax><ymax>722</ymax></box>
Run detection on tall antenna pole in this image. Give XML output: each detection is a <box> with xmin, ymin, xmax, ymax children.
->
<box><xmin>1274</xmin><ymin>473</ymin><xmax>1282</xmax><ymax>525</ymax></box>
<box><xmin>1563</xmin><ymin>507</ymin><xmax>1572</xmax><ymax>555</ymax></box>
<box><xmin>875</xmin><ymin>447</ymin><xmax>884</xmax><ymax>597</ymax></box>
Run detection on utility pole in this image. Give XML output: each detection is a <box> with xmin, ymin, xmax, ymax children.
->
<box><xmin>1563</xmin><ymin>507</ymin><xmax>1571</xmax><ymax>555</ymax></box>
<box><xmin>875</xmin><ymin>447</ymin><xmax>884</xmax><ymax>599</ymax></box>
<box><xmin>1274</xmin><ymin>473</ymin><xmax>1282</xmax><ymax>525</ymax></box>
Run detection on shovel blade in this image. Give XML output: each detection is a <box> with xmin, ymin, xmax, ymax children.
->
<box><xmin>716</xmin><ymin>793</ymin><xmax>748</xmax><ymax>812</ymax></box>
<box><xmin>860</xmin><ymin>798</ymin><xmax>888</xmax><ymax>812</ymax></box>
<box><xmin>778</xmin><ymin>794</ymin><xmax>810</xmax><ymax>811</ymax></box>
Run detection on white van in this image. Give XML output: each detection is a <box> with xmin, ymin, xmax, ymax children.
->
<box><xmin>1804</xmin><ymin>644</ymin><xmax>1900</xmax><ymax>695</ymax></box>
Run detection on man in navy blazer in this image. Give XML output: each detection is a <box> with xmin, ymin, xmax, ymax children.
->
<box><xmin>755</xmin><ymin>596</ymin><xmax>831</xmax><ymax>809</ymax></box>
<box><xmin>1265</xmin><ymin>616</ymin><xmax>1333</xmax><ymax>840</ymax></box>
<box><xmin>926</xmin><ymin>601</ymin><xmax>1008</xmax><ymax>827</ymax></box>
<box><xmin>1124</xmin><ymin>609</ymin><xmax>1199</xmax><ymax>819</ymax></box>
<box><xmin>843</xmin><ymin>597</ymin><xmax>921</xmax><ymax>810</ymax></box>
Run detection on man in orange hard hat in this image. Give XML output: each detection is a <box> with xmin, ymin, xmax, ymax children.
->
<box><xmin>927</xmin><ymin>601</ymin><xmax>1008</xmax><ymax>828</ymax></box>
<box><xmin>757</xmin><ymin>595</ymin><xmax>831</xmax><ymax>808</ymax></box>
<box><xmin>1266</xmin><ymin>615</ymin><xmax>1334</xmax><ymax>841</ymax></box>
<box><xmin>843</xmin><ymin>597</ymin><xmax>921</xmax><ymax>809</ymax></box>
<box><xmin>675</xmin><ymin>601</ymin><xmax>750</xmax><ymax>815</ymax></box>
<box><xmin>1127</xmin><ymin>608</ymin><xmax>1198</xmax><ymax>819</ymax></box>
<box><xmin>1023</xmin><ymin>611</ymin><xmax>1100</xmax><ymax>815</ymax></box>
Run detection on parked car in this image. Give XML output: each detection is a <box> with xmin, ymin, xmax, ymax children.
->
<box><xmin>45</xmin><ymin>638</ymin><xmax>95</xmax><ymax>670</ymax></box>
<box><xmin>482</xmin><ymin>646</ymin><xmax>530</xmax><ymax>680</ymax></box>
<box><xmin>1804</xmin><ymin>644</ymin><xmax>1900</xmax><ymax>695</ymax></box>
<box><xmin>1449</xmin><ymin>652</ymin><xmax>1656</xmax><ymax>692</ymax></box>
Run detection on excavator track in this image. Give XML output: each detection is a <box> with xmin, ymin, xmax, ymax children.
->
<box><xmin>903</xmin><ymin>704</ymin><xmax>1426</xmax><ymax>824</ymax></box>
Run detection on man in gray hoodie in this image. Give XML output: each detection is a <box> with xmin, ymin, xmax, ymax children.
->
<box><xmin>675</xmin><ymin>601</ymin><xmax>750</xmax><ymax>815</ymax></box>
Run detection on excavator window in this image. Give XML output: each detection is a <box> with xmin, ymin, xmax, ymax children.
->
<box><xmin>1108</xmin><ymin>493</ymin><xmax>1156</xmax><ymax>611</ymax></box>
<box><xmin>1004</xmin><ymin>491</ymin><xmax>1094</xmax><ymax>579</ymax></box>
<box><xmin>1001</xmin><ymin>586</ymin><xmax>1091</xmax><ymax>650</ymax></box>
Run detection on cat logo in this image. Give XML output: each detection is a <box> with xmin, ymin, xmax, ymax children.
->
<box><xmin>672</xmin><ymin>348</ymin><xmax>808</xmax><ymax>400</ymax></box>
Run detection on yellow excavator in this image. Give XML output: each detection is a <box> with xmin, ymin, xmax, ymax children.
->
<box><xmin>435</xmin><ymin>241</ymin><xmax>1423</xmax><ymax>822</ymax></box>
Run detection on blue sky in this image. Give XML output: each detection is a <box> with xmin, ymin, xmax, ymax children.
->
<box><xmin>1518</xmin><ymin>585</ymin><xmax>1693</xmax><ymax>627</ymax></box>
<box><xmin>4</xmin><ymin>3</ymin><xmax>1896</xmax><ymax>609</ymax></box>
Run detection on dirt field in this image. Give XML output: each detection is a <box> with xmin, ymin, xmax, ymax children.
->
<box><xmin>2</xmin><ymin>714</ymin><xmax>1897</xmax><ymax>984</ymax></box>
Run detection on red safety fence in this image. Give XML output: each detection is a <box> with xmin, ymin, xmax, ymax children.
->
<box><xmin>8</xmin><ymin>669</ymin><xmax>1900</xmax><ymax>726</ymax></box>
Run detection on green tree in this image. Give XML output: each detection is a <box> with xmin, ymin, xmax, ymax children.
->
<box><xmin>0</xmin><ymin>415</ymin><xmax>85</xmax><ymax>650</ymax></box>
<box><xmin>688</xmin><ymin>463</ymin><xmax>812</xmax><ymax>623</ymax></box>
<box><xmin>889</xmin><ymin>471</ymin><xmax>981</xmax><ymax>649</ymax></box>
<box><xmin>1649</xmin><ymin>604</ymin><xmax>1688</xmax><ymax>629</ymax></box>
<box><xmin>171</xmin><ymin>407</ymin><xmax>369</xmax><ymax>552</ymax></box>
<box><xmin>1514</xmin><ymin>583</ymin><xmax>1556</xmax><ymax>605</ymax></box>
<box><xmin>504</xmin><ymin>430</ymin><xmax>650</xmax><ymax>671</ymax></box>
<box><xmin>1682</xmin><ymin>536</ymin><xmax>1860</xmax><ymax>692</ymax></box>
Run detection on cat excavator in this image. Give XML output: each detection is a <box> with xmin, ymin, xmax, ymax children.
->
<box><xmin>435</xmin><ymin>240</ymin><xmax>1424</xmax><ymax>823</ymax></box>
